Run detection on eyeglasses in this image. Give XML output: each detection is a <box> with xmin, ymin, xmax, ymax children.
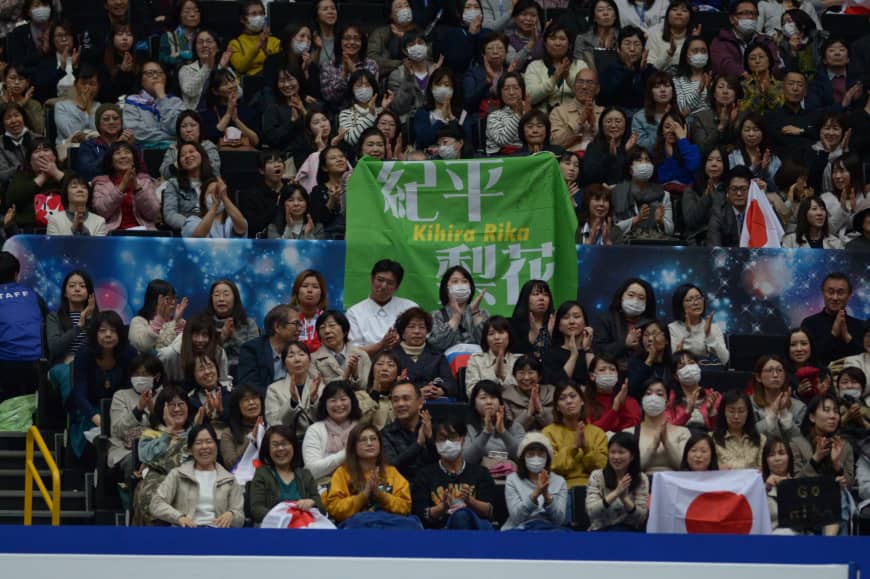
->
<box><xmin>683</xmin><ymin>296</ymin><xmax>704</xmax><ymax>304</ymax></box>
<box><xmin>142</xmin><ymin>69</ymin><xmax>165</xmax><ymax>78</ymax></box>
<box><xmin>644</xmin><ymin>330</ymin><xmax>665</xmax><ymax>338</ymax></box>
<box><xmin>167</xmin><ymin>401</ymin><xmax>187</xmax><ymax>409</ymax></box>
<box><xmin>728</xmin><ymin>185</ymin><xmax>749</xmax><ymax>194</ymax></box>
<box><xmin>269</xmin><ymin>441</ymin><xmax>291</xmax><ymax>450</ymax></box>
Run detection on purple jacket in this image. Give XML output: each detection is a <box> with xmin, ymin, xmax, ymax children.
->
<box><xmin>710</xmin><ymin>28</ymin><xmax>783</xmax><ymax>80</ymax></box>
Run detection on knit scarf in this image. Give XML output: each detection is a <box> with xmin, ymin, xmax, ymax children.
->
<box><xmin>324</xmin><ymin>418</ymin><xmax>356</xmax><ymax>454</ymax></box>
<box><xmin>401</xmin><ymin>341</ymin><xmax>425</xmax><ymax>362</ymax></box>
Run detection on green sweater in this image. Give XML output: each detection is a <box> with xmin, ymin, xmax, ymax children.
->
<box><xmin>249</xmin><ymin>465</ymin><xmax>324</xmax><ymax>524</ymax></box>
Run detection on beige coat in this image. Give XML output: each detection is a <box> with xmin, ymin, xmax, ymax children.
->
<box><xmin>108</xmin><ymin>388</ymin><xmax>151</xmax><ymax>468</ymax></box>
<box><xmin>624</xmin><ymin>422</ymin><xmax>691</xmax><ymax>473</ymax></box>
<box><xmin>128</xmin><ymin>315</ymin><xmax>180</xmax><ymax>353</ymax></box>
<box><xmin>150</xmin><ymin>461</ymin><xmax>244</xmax><ymax>527</ymax></box>
<box><xmin>586</xmin><ymin>468</ymin><xmax>649</xmax><ymax>531</ymax></box>
<box><xmin>502</xmin><ymin>382</ymin><xmax>555</xmax><ymax>431</ymax></box>
<box><xmin>264</xmin><ymin>369</ymin><xmax>322</xmax><ymax>428</ymax></box>
<box><xmin>310</xmin><ymin>344</ymin><xmax>371</xmax><ymax>390</ymax></box>
<box><xmin>465</xmin><ymin>351</ymin><xmax>520</xmax><ymax>397</ymax></box>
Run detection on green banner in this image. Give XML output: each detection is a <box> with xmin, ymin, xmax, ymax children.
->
<box><xmin>344</xmin><ymin>154</ymin><xmax>579</xmax><ymax>316</ymax></box>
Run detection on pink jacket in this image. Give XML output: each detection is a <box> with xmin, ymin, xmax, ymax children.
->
<box><xmin>666</xmin><ymin>388</ymin><xmax>721</xmax><ymax>430</ymax></box>
<box><xmin>92</xmin><ymin>174</ymin><xmax>160</xmax><ymax>231</ymax></box>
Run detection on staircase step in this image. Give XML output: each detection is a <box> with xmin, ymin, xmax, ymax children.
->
<box><xmin>0</xmin><ymin>489</ymin><xmax>88</xmax><ymax>510</ymax></box>
<box><xmin>0</xmin><ymin>449</ymin><xmax>57</xmax><ymax>469</ymax></box>
<box><xmin>0</xmin><ymin>468</ymin><xmax>86</xmax><ymax>491</ymax></box>
<box><xmin>0</xmin><ymin>431</ymin><xmax>63</xmax><ymax>452</ymax></box>
<box><xmin>0</xmin><ymin>509</ymin><xmax>95</xmax><ymax>525</ymax></box>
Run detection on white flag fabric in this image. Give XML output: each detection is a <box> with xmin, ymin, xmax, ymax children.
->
<box><xmin>740</xmin><ymin>180</ymin><xmax>784</xmax><ymax>248</ymax></box>
<box><xmin>232</xmin><ymin>420</ymin><xmax>265</xmax><ymax>485</ymax></box>
<box><xmin>260</xmin><ymin>502</ymin><xmax>337</xmax><ymax>530</ymax></box>
<box><xmin>647</xmin><ymin>470</ymin><xmax>772</xmax><ymax>534</ymax></box>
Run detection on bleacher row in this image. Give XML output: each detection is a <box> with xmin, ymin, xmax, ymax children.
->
<box><xmin>6</xmin><ymin>327</ymin><xmax>797</xmax><ymax>527</ymax></box>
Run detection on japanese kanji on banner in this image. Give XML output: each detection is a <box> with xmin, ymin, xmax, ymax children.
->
<box><xmin>344</xmin><ymin>154</ymin><xmax>579</xmax><ymax>315</ymax></box>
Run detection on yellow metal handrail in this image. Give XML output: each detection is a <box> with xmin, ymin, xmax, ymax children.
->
<box><xmin>24</xmin><ymin>425</ymin><xmax>60</xmax><ymax>526</ymax></box>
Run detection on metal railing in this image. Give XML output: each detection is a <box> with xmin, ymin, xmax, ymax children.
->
<box><xmin>24</xmin><ymin>425</ymin><xmax>61</xmax><ymax>526</ymax></box>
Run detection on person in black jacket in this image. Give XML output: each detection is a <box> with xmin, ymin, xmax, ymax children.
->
<box><xmin>510</xmin><ymin>279</ymin><xmax>555</xmax><ymax>359</ymax></box>
<box><xmin>238</xmin><ymin>150</ymin><xmax>285</xmax><ymax>239</ymax></box>
<box><xmin>6</xmin><ymin>0</ymin><xmax>54</xmax><ymax>67</ymax></box>
<box><xmin>236</xmin><ymin>304</ymin><xmax>301</xmax><ymax>395</ymax></box>
<box><xmin>70</xmin><ymin>310</ymin><xmax>137</xmax><ymax>459</ymax></box>
<box><xmin>706</xmin><ymin>164</ymin><xmax>752</xmax><ymax>247</ymax></box>
<box><xmin>598</xmin><ymin>26</ymin><xmax>656</xmax><ymax>113</ymax></box>
<box><xmin>542</xmin><ymin>300</ymin><xmax>594</xmax><ymax>387</ymax></box>
<box><xmin>581</xmin><ymin>106</ymin><xmax>640</xmax><ymax>186</ymax></box>
<box><xmin>799</xmin><ymin>272</ymin><xmax>865</xmax><ymax>366</ymax></box>
<box><xmin>381</xmin><ymin>381</ymin><xmax>437</xmax><ymax>481</ymax></box>
<box><xmin>412</xmin><ymin>414</ymin><xmax>496</xmax><ymax>530</ymax></box>
<box><xmin>592</xmin><ymin>276</ymin><xmax>656</xmax><ymax>365</ymax></box>
<box><xmin>388</xmin><ymin>308</ymin><xmax>458</xmax><ymax>399</ymax></box>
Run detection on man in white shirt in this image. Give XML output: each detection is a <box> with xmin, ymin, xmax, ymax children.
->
<box><xmin>346</xmin><ymin>259</ymin><xmax>419</xmax><ymax>356</ymax></box>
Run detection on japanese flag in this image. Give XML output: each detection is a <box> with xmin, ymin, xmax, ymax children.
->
<box><xmin>647</xmin><ymin>470</ymin><xmax>772</xmax><ymax>534</ymax></box>
<box><xmin>260</xmin><ymin>502</ymin><xmax>337</xmax><ymax>530</ymax></box>
<box><xmin>232</xmin><ymin>420</ymin><xmax>265</xmax><ymax>485</ymax></box>
<box><xmin>740</xmin><ymin>181</ymin><xmax>784</xmax><ymax>248</ymax></box>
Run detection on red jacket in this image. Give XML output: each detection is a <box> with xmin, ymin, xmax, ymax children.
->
<box><xmin>587</xmin><ymin>391</ymin><xmax>642</xmax><ymax>432</ymax></box>
<box><xmin>665</xmin><ymin>388</ymin><xmax>721</xmax><ymax>430</ymax></box>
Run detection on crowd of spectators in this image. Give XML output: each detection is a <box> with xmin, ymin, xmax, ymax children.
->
<box><xmin>1</xmin><ymin>251</ymin><xmax>868</xmax><ymax>531</ymax></box>
<box><xmin>0</xmin><ymin>0</ymin><xmax>868</xmax><ymax>532</ymax></box>
<box><xmin>0</xmin><ymin>0</ymin><xmax>866</xmax><ymax>246</ymax></box>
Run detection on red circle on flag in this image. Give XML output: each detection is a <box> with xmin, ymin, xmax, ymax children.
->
<box><xmin>685</xmin><ymin>491</ymin><xmax>753</xmax><ymax>534</ymax></box>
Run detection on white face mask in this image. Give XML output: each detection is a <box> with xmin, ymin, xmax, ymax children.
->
<box><xmin>622</xmin><ymin>298</ymin><xmax>646</xmax><ymax>317</ymax></box>
<box><xmin>406</xmin><ymin>43</ymin><xmax>428</xmax><ymax>62</ymax></box>
<box><xmin>131</xmin><ymin>376</ymin><xmax>154</xmax><ymax>394</ymax></box>
<box><xmin>432</xmin><ymin>85</ymin><xmax>453</xmax><ymax>104</ymax></box>
<box><xmin>688</xmin><ymin>53</ymin><xmax>708</xmax><ymax>68</ymax></box>
<box><xmin>463</xmin><ymin>9</ymin><xmax>482</xmax><ymax>25</ymax></box>
<box><xmin>642</xmin><ymin>394</ymin><xmax>667</xmax><ymax>416</ymax></box>
<box><xmin>206</xmin><ymin>196</ymin><xmax>224</xmax><ymax>214</ymax></box>
<box><xmin>354</xmin><ymin>86</ymin><xmax>374</xmax><ymax>103</ymax></box>
<box><xmin>438</xmin><ymin>143</ymin><xmax>459</xmax><ymax>159</ymax></box>
<box><xmin>31</xmin><ymin>6</ymin><xmax>51</xmax><ymax>23</ymax></box>
<box><xmin>736</xmin><ymin>18</ymin><xmax>756</xmax><ymax>35</ymax></box>
<box><xmin>631</xmin><ymin>161</ymin><xmax>654</xmax><ymax>181</ymax></box>
<box><xmin>449</xmin><ymin>283</ymin><xmax>472</xmax><ymax>303</ymax></box>
<box><xmin>840</xmin><ymin>388</ymin><xmax>863</xmax><ymax>401</ymax></box>
<box><xmin>247</xmin><ymin>15</ymin><xmax>266</xmax><ymax>32</ymax></box>
<box><xmin>396</xmin><ymin>7</ymin><xmax>414</xmax><ymax>24</ymax></box>
<box><xmin>436</xmin><ymin>439</ymin><xmax>462</xmax><ymax>460</ymax></box>
<box><xmin>782</xmin><ymin>22</ymin><xmax>798</xmax><ymax>38</ymax></box>
<box><xmin>525</xmin><ymin>455</ymin><xmax>547</xmax><ymax>473</ymax></box>
<box><xmin>292</xmin><ymin>39</ymin><xmax>310</xmax><ymax>55</ymax></box>
<box><xmin>595</xmin><ymin>372</ymin><xmax>619</xmax><ymax>392</ymax></box>
<box><xmin>677</xmin><ymin>364</ymin><xmax>702</xmax><ymax>386</ymax></box>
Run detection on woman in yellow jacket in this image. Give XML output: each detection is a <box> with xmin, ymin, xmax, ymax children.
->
<box><xmin>325</xmin><ymin>423</ymin><xmax>422</xmax><ymax>528</ymax></box>
<box><xmin>543</xmin><ymin>383</ymin><xmax>608</xmax><ymax>488</ymax></box>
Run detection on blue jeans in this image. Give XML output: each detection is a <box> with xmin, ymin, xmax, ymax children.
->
<box><xmin>444</xmin><ymin>508</ymin><xmax>495</xmax><ymax>530</ymax></box>
<box><xmin>515</xmin><ymin>519</ymin><xmax>570</xmax><ymax>531</ymax></box>
<box><xmin>339</xmin><ymin>511</ymin><xmax>423</xmax><ymax>530</ymax></box>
